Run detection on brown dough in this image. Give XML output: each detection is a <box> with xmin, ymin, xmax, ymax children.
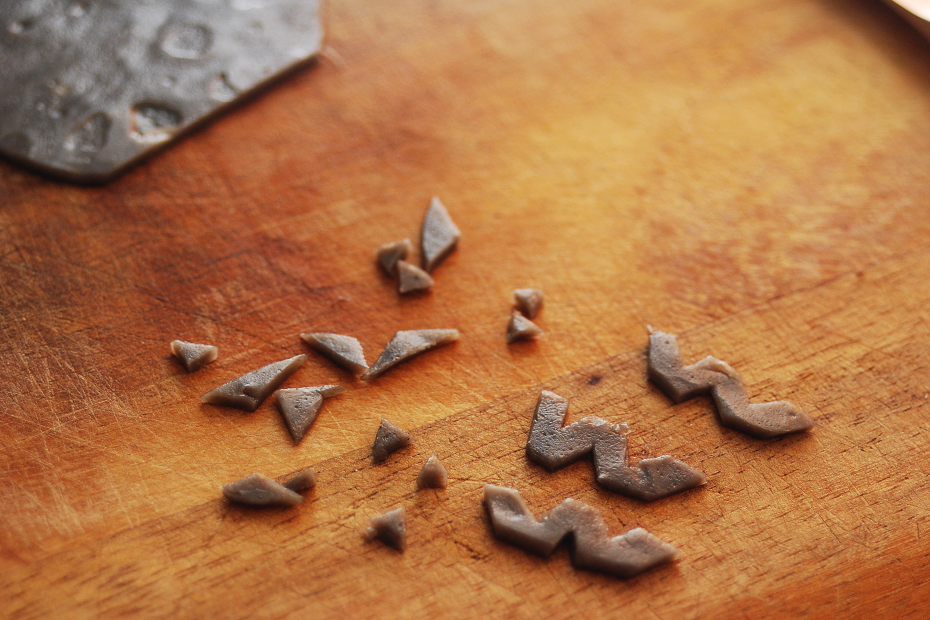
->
<box><xmin>201</xmin><ymin>355</ymin><xmax>306</xmax><ymax>412</ymax></box>
<box><xmin>647</xmin><ymin>330</ymin><xmax>814</xmax><ymax>438</ymax></box>
<box><xmin>361</xmin><ymin>329</ymin><xmax>459</xmax><ymax>381</ymax></box>
<box><xmin>222</xmin><ymin>473</ymin><xmax>304</xmax><ymax>507</ymax></box>
<box><xmin>372</xmin><ymin>418</ymin><xmax>411</xmax><ymax>463</ymax></box>
<box><xmin>397</xmin><ymin>260</ymin><xmax>434</xmax><ymax>294</ymax></box>
<box><xmin>512</xmin><ymin>289</ymin><xmax>544</xmax><ymax>319</ymax></box>
<box><xmin>301</xmin><ymin>332</ymin><xmax>369</xmax><ymax>375</ymax></box>
<box><xmin>526</xmin><ymin>390</ymin><xmax>706</xmax><ymax>501</ymax></box>
<box><xmin>420</xmin><ymin>196</ymin><xmax>460</xmax><ymax>272</ymax></box>
<box><xmin>484</xmin><ymin>485</ymin><xmax>679</xmax><ymax>578</ymax></box>
<box><xmin>365</xmin><ymin>506</ymin><xmax>407</xmax><ymax>552</ymax></box>
<box><xmin>376</xmin><ymin>239</ymin><xmax>413</xmax><ymax>276</ymax></box>
<box><xmin>275</xmin><ymin>385</ymin><xmax>346</xmax><ymax>444</ymax></box>
<box><xmin>506</xmin><ymin>311</ymin><xmax>544</xmax><ymax>343</ymax></box>
<box><xmin>170</xmin><ymin>340</ymin><xmax>218</xmax><ymax>372</ymax></box>
<box><xmin>416</xmin><ymin>455</ymin><xmax>448</xmax><ymax>489</ymax></box>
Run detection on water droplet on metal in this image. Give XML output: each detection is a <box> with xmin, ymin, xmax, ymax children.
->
<box><xmin>64</xmin><ymin>112</ymin><xmax>111</xmax><ymax>155</ymax></box>
<box><xmin>130</xmin><ymin>103</ymin><xmax>182</xmax><ymax>143</ymax></box>
<box><xmin>209</xmin><ymin>73</ymin><xmax>238</xmax><ymax>102</ymax></box>
<box><xmin>160</xmin><ymin>21</ymin><xmax>212</xmax><ymax>59</ymax></box>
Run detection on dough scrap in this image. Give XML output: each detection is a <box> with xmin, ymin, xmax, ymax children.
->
<box><xmin>283</xmin><ymin>469</ymin><xmax>317</xmax><ymax>493</ymax></box>
<box><xmin>484</xmin><ymin>485</ymin><xmax>679</xmax><ymax>578</ymax></box>
<box><xmin>201</xmin><ymin>355</ymin><xmax>306</xmax><ymax>412</ymax></box>
<box><xmin>301</xmin><ymin>332</ymin><xmax>369</xmax><ymax>374</ymax></box>
<box><xmin>275</xmin><ymin>385</ymin><xmax>346</xmax><ymax>444</ymax></box>
<box><xmin>416</xmin><ymin>455</ymin><xmax>448</xmax><ymax>489</ymax></box>
<box><xmin>397</xmin><ymin>260</ymin><xmax>434</xmax><ymax>294</ymax></box>
<box><xmin>513</xmin><ymin>289</ymin><xmax>544</xmax><ymax>319</ymax></box>
<box><xmin>377</xmin><ymin>239</ymin><xmax>413</xmax><ymax>276</ymax></box>
<box><xmin>526</xmin><ymin>390</ymin><xmax>706</xmax><ymax>501</ymax></box>
<box><xmin>170</xmin><ymin>340</ymin><xmax>218</xmax><ymax>372</ymax></box>
<box><xmin>647</xmin><ymin>330</ymin><xmax>814</xmax><ymax>438</ymax></box>
<box><xmin>372</xmin><ymin>418</ymin><xmax>411</xmax><ymax>463</ymax></box>
<box><xmin>361</xmin><ymin>329</ymin><xmax>459</xmax><ymax>381</ymax></box>
<box><xmin>365</xmin><ymin>506</ymin><xmax>407</xmax><ymax>552</ymax></box>
<box><xmin>420</xmin><ymin>196</ymin><xmax>460</xmax><ymax>272</ymax></box>
<box><xmin>222</xmin><ymin>472</ymin><xmax>304</xmax><ymax>507</ymax></box>
<box><xmin>507</xmin><ymin>311</ymin><xmax>544</xmax><ymax>343</ymax></box>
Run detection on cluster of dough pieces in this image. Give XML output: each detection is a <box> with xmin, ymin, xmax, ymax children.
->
<box><xmin>169</xmin><ymin>198</ymin><xmax>814</xmax><ymax>580</ymax></box>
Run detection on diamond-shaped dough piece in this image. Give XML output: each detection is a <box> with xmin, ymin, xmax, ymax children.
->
<box><xmin>301</xmin><ymin>332</ymin><xmax>369</xmax><ymax>374</ymax></box>
<box><xmin>420</xmin><ymin>197</ymin><xmax>461</xmax><ymax>272</ymax></box>
<box><xmin>361</xmin><ymin>329</ymin><xmax>459</xmax><ymax>381</ymax></box>
<box><xmin>201</xmin><ymin>355</ymin><xmax>306</xmax><ymax>411</ymax></box>
<box><xmin>222</xmin><ymin>473</ymin><xmax>304</xmax><ymax>507</ymax></box>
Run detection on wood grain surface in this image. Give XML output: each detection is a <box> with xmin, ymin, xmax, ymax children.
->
<box><xmin>2</xmin><ymin>0</ymin><xmax>930</xmax><ymax>617</ymax></box>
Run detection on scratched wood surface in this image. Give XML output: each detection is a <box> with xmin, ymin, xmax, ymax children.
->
<box><xmin>2</xmin><ymin>0</ymin><xmax>930</xmax><ymax>617</ymax></box>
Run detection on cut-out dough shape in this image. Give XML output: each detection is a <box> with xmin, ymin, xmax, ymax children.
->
<box><xmin>484</xmin><ymin>485</ymin><xmax>679</xmax><ymax>578</ymax></box>
<box><xmin>420</xmin><ymin>196</ymin><xmax>461</xmax><ymax>272</ymax></box>
<box><xmin>376</xmin><ymin>239</ymin><xmax>413</xmax><ymax>276</ymax></box>
<box><xmin>301</xmin><ymin>332</ymin><xmax>369</xmax><ymax>374</ymax></box>
<box><xmin>361</xmin><ymin>329</ymin><xmax>459</xmax><ymax>381</ymax></box>
<box><xmin>526</xmin><ymin>390</ymin><xmax>706</xmax><ymax>501</ymax></box>
<box><xmin>170</xmin><ymin>340</ymin><xmax>218</xmax><ymax>372</ymax></box>
<box><xmin>647</xmin><ymin>330</ymin><xmax>815</xmax><ymax>439</ymax></box>
<box><xmin>222</xmin><ymin>470</ymin><xmax>316</xmax><ymax>507</ymax></box>
<box><xmin>201</xmin><ymin>355</ymin><xmax>306</xmax><ymax>411</ymax></box>
<box><xmin>372</xmin><ymin>418</ymin><xmax>411</xmax><ymax>463</ymax></box>
<box><xmin>365</xmin><ymin>506</ymin><xmax>407</xmax><ymax>551</ymax></box>
<box><xmin>283</xmin><ymin>469</ymin><xmax>317</xmax><ymax>493</ymax></box>
<box><xmin>397</xmin><ymin>260</ymin><xmax>434</xmax><ymax>294</ymax></box>
<box><xmin>417</xmin><ymin>455</ymin><xmax>448</xmax><ymax>489</ymax></box>
<box><xmin>513</xmin><ymin>289</ymin><xmax>544</xmax><ymax>319</ymax></box>
<box><xmin>507</xmin><ymin>311</ymin><xmax>544</xmax><ymax>343</ymax></box>
<box><xmin>275</xmin><ymin>385</ymin><xmax>346</xmax><ymax>444</ymax></box>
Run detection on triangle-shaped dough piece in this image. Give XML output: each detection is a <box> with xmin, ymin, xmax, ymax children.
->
<box><xmin>301</xmin><ymin>332</ymin><xmax>369</xmax><ymax>374</ymax></box>
<box><xmin>283</xmin><ymin>469</ymin><xmax>317</xmax><ymax>493</ymax></box>
<box><xmin>372</xmin><ymin>418</ymin><xmax>411</xmax><ymax>462</ymax></box>
<box><xmin>275</xmin><ymin>385</ymin><xmax>346</xmax><ymax>444</ymax></box>
<box><xmin>376</xmin><ymin>239</ymin><xmax>413</xmax><ymax>276</ymax></box>
<box><xmin>397</xmin><ymin>260</ymin><xmax>434</xmax><ymax>294</ymax></box>
<box><xmin>513</xmin><ymin>288</ymin><xmax>544</xmax><ymax>319</ymax></box>
<box><xmin>507</xmin><ymin>311</ymin><xmax>544</xmax><ymax>343</ymax></box>
<box><xmin>416</xmin><ymin>455</ymin><xmax>448</xmax><ymax>489</ymax></box>
<box><xmin>361</xmin><ymin>329</ymin><xmax>459</xmax><ymax>381</ymax></box>
<box><xmin>420</xmin><ymin>196</ymin><xmax>461</xmax><ymax>272</ymax></box>
<box><xmin>170</xmin><ymin>340</ymin><xmax>218</xmax><ymax>372</ymax></box>
<box><xmin>222</xmin><ymin>473</ymin><xmax>304</xmax><ymax>507</ymax></box>
<box><xmin>365</xmin><ymin>506</ymin><xmax>407</xmax><ymax>551</ymax></box>
<box><xmin>201</xmin><ymin>354</ymin><xmax>306</xmax><ymax>412</ymax></box>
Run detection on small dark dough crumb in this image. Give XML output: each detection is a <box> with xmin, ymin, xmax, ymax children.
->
<box><xmin>170</xmin><ymin>340</ymin><xmax>218</xmax><ymax>372</ymax></box>
<box><xmin>365</xmin><ymin>506</ymin><xmax>407</xmax><ymax>552</ymax></box>
<box><xmin>506</xmin><ymin>311</ymin><xmax>544</xmax><ymax>343</ymax></box>
<box><xmin>372</xmin><ymin>417</ymin><xmax>411</xmax><ymax>463</ymax></box>
<box><xmin>416</xmin><ymin>455</ymin><xmax>448</xmax><ymax>489</ymax></box>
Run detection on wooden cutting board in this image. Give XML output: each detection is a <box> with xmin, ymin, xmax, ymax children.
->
<box><xmin>2</xmin><ymin>0</ymin><xmax>930</xmax><ymax>617</ymax></box>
